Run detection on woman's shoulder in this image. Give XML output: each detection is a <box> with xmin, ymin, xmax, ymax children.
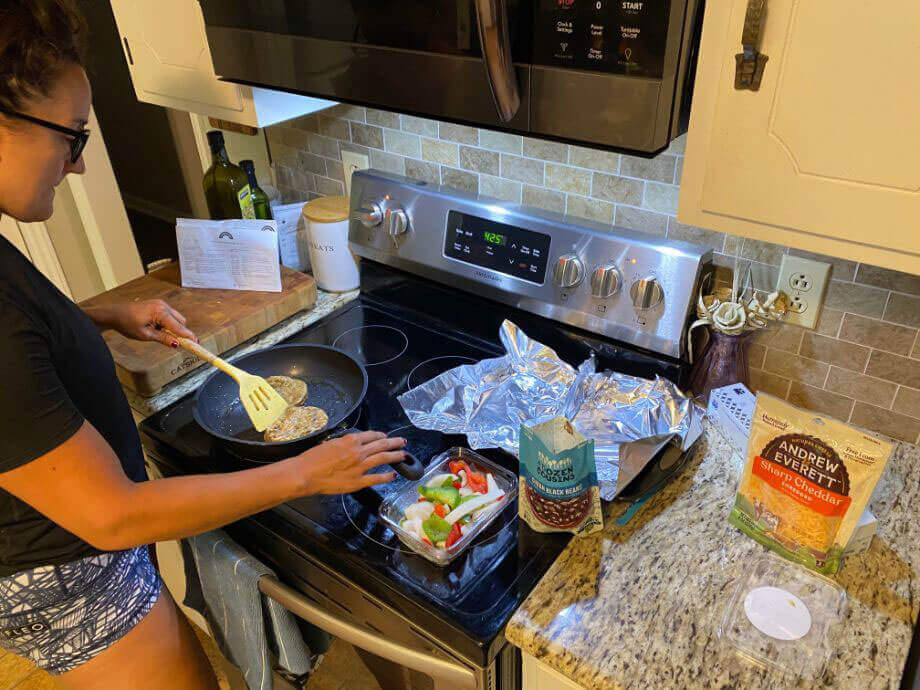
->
<box><xmin>0</xmin><ymin>241</ymin><xmax>55</xmax><ymax>334</ymax></box>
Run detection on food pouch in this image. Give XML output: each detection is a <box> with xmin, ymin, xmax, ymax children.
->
<box><xmin>730</xmin><ymin>393</ymin><xmax>892</xmax><ymax>574</ymax></box>
<box><xmin>519</xmin><ymin>417</ymin><xmax>602</xmax><ymax>536</ymax></box>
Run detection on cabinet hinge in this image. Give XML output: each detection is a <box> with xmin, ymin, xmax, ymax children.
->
<box><xmin>734</xmin><ymin>0</ymin><xmax>769</xmax><ymax>90</ymax></box>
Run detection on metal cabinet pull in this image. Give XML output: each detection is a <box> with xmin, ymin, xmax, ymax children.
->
<box><xmin>474</xmin><ymin>0</ymin><xmax>521</xmax><ymax>121</ymax></box>
<box><xmin>735</xmin><ymin>0</ymin><xmax>769</xmax><ymax>90</ymax></box>
<box><xmin>258</xmin><ymin>575</ymin><xmax>477</xmax><ymax>689</ymax></box>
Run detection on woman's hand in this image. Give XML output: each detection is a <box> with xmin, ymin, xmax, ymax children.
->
<box><xmin>292</xmin><ymin>432</ymin><xmax>407</xmax><ymax>495</ymax></box>
<box><xmin>84</xmin><ymin>299</ymin><xmax>197</xmax><ymax>347</ymax></box>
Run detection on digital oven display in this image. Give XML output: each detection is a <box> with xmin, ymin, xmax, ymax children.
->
<box><xmin>444</xmin><ymin>211</ymin><xmax>551</xmax><ymax>284</ymax></box>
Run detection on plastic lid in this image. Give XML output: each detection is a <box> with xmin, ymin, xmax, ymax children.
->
<box><xmin>303</xmin><ymin>196</ymin><xmax>349</xmax><ymax>223</ymax></box>
<box><xmin>718</xmin><ymin>552</ymin><xmax>847</xmax><ymax>679</ymax></box>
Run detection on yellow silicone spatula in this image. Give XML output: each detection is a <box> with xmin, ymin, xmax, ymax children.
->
<box><xmin>168</xmin><ymin>332</ymin><xmax>289</xmax><ymax>432</ymax></box>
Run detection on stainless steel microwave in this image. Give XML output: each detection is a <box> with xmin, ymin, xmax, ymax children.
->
<box><xmin>200</xmin><ymin>0</ymin><xmax>703</xmax><ymax>153</ymax></box>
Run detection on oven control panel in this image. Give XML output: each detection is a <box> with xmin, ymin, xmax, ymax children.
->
<box><xmin>444</xmin><ymin>211</ymin><xmax>552</xmax><ymax>285</ymax></box>
<box><xmin>348</xmin><ymin>170</ymin><xmax>711</xmax><ymax>359</ymax></box>
<box><xmin>533</xmin><ymin>0</ymin><xmax>672</xmax><ymax>77</ymax></box>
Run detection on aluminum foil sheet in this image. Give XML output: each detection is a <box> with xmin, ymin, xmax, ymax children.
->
<box><xmin>397</xmin><ymin>320</ymin><xmax>703</xmax><ymax>499</ymax></box>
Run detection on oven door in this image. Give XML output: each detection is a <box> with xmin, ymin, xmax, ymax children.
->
<box><xmin>257</xmin><ymin>557</ymin><xmax>520</xmax><ymax>690</ymax></box>
<box><xmin>199</xmin><ymin>0</ymin><xmax>530</xmax><ymax>129</ymax></box>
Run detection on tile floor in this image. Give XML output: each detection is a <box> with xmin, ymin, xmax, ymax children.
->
<box><xmin>0</xmin><ymin>621</ymin><xmax>382</xmax><ymax>689</ymax></box>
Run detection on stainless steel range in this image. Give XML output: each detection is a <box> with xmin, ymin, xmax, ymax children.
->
<box><xmin>350</xmin><ymin>170</ymin><xmax>711</xmax><ymax>359</ymax></box>
<box><xmin>140</xmin><ymin>171</ymin><xmax>712</xmax><ymax>689</ymax></box>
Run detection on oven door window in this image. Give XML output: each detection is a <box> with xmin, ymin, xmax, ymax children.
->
<box><xmin>201</xmin><ymin>0</ymin><xmax>532</xmax><ymax>60</ymax></box>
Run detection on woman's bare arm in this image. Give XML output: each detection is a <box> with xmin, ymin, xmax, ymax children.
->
<box><xmin>0</xmin><ymin>421</ymin><xmax>404</xmax><ymax>550</ymax></box>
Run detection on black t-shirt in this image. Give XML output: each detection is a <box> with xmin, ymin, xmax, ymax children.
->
<box><xmin>0</xmin><ymin>236</ymin><xmax>147</xmax><ymax>576</ymax></box>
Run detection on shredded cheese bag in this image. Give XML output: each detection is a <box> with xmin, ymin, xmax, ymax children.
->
<box><xmin>730</xmin><ymin>393</ymin><xmax>891</xmax><ymax>574</ymax></box>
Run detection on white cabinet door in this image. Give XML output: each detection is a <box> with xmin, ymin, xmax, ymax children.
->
<box><xmin>110</xmin><ymin>0</ymin><xmax>250</xmax><ymax>121</ymax></box>
<box><xmin>679</xmin><ymin>0</ymin><xmax>920</xmax><ymax>275</ymax></box>
<box><xmin>1</xmin><ymin>216</ymin><xmax>73</xmax><ymax>298</ymax></box>
<box><xmin>521</xmin><ymin>653</ymin><xmax>586</xmax><ymax>690</ymax></box>
<box><xmin>110</xmin><ymin>0</ymin><xmax>337</xmax><ymax>127</ymax></box>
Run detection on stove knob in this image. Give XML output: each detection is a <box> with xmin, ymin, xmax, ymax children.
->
<box><xmin>552</xmin><ymin>255</ymin><xmax>585</xmax><ymax>289</ymax></box>
<box><xmin>384</xmin><ymin>208</ymin><xmax>409</xmax><ymax>236</ymax></box>
<box><xmin>353</xmin><ymin>203</ymin><xmax>383</xmax><ymax>228</ymax></box>
<box><xmin>590</xmin><ymin>264</ymin><xmax>621</xmax><ymax>298</ymax></box>
<box><xmin>629</xmin><ymin>276</ymin><xmax>664</xmax><ymax>309</ymax></box>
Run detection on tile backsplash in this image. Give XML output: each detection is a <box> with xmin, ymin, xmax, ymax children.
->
<box><xmin>265</xmin><ymin>105</ymin><xmax>920</xmax><ymax>444</ymax></box>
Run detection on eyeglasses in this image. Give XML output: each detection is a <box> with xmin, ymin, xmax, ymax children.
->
<box><xmin>0</xmin><ymin>106</ymin><xmax>91</xmax><ymax>164</ymax></box>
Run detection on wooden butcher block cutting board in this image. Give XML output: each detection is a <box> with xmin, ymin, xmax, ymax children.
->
<box><xmin>81</xmin><ymin>263</ymin><xmax>316</xmax><ymax>396</ymax></box>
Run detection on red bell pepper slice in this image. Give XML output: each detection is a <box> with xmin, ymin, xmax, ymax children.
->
<box><xmin>445</xmin><ymin>522</ymin><xmax>462</xmax><ymax>548</ymax></box>
<box><xmin>434</xmin><ymin>503</ymin><xmax>448</xmax><ymax>518</ymax></box>
<box><xmin>448</xmin><ymin>460</ymin><xmax>488</xmax><ymax>494</ymax></box>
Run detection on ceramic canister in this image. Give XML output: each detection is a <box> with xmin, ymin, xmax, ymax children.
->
<box><xmin>302</xmin><ymin>195</ymin><xmax>359</xmax><ymax>292</ymax></box>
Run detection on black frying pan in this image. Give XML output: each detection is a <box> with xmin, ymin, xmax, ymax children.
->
<box><xmin>192</xmin><ymin>343</ymin><xmax>423</xmax><ymax>478</ymax></box>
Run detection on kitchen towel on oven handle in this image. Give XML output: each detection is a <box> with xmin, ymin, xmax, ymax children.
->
<box><xmin>185</xmin><ymin>530</ymin><xmax>326</xmax><ymax>690</ymax></box>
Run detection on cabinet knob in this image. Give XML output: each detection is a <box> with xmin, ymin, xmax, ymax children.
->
<box><xmin>353</xmin><ymin>203</ymin><xmax>383</xmax><ymax>228</ymax></box>
<box><xmin>552</xmin><ymin>255</ymin><xmax>585</xmax><ymax>289</ymax></box>
<box><xmin>629</xmin><ymin>276</ymin><xmax>664</xmax><ymax>309</ymax></box>
<box><xmin>590</xmin><ymin>264</ymin><xmax>621</xmax><ymax>299</ymax></box>
<box><xmin>384</xmin><ymin>208</ymin><xmax>409</xmax><ymax>236</ymax></box>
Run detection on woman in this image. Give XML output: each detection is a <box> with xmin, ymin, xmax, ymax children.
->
<box><xmin>0</xmin><ymin>2</ymin><xmax>405</xmax><ymax>688</ymax></box>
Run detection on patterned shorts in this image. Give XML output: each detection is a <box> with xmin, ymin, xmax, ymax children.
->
<box><xmin>0</xmin><ymin>547</ymin><xmax>161</xmax><ymax>674</ymax></box>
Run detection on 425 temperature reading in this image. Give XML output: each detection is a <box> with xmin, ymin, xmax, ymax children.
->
<box><xmin>483</xmin><ymin>231</ymin><xmax>507</xmax><ymax>246</ymax></box>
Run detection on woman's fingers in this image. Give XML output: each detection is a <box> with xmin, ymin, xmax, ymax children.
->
<box><xmin>360</xmin><ymin>437</ymin><xmax>406</xmax><ymax>458</ymax></box>
<box><xmin>349</xmin><ymin>431</ymin><xmax>387</xmax><ymax>445</ymax></box>
<box><xmin>158</xmin><ymin>309</ymin><xmax>196</xmax><ymax>342</ymax></box>
<box><xmin>357</xmin><ymin>471</ymin><xmax>397</xmax><ymax>489</ymax></box>
<box><xmin>363</xmin><ymin>450</ymin><xmax>407</xmax><ymax>469</ymax></box>
<box><xmin>168</xmin><ymin>306</ymin><xmax>188</xmax><ymax>325</ymax></box>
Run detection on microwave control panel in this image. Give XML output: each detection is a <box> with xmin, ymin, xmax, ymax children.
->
<box><xmin>533</xmin><ymin>0</ymin><xmax>672</xmax><ymax>77</ymax></box>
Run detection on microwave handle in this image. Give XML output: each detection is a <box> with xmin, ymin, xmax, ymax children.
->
<box><xmin>258</xmin><ymin>575</ymin><xmax>478</xmax><ymax>689</ymax></box>
<box><xmin>474</xmin><ymin>0</ymin><xmax>521</xmax><ymax>122</ymax></box>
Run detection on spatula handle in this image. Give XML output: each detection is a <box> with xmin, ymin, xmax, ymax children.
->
<box><xmin>165</xmin><ymin>329</ymin><xmax>242</xmax><ymax>383</ymax></box>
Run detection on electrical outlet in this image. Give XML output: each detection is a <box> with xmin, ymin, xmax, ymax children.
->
<box><xmin>341</xmin><ymin>150</ymin><xmax>369</xmax><ymax>198</ymax></box>
<box><xmin>776</xmin><ymin>255</ymin><xmax>831</xmax><ymax>328</ymax></box>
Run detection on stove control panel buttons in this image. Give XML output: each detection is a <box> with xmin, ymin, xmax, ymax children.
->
<box><xmin>590</xmin><ymin>263</ymin><xmax>621</xmax><ymax>298</ymax></box>
<box><xmin>629</xmin><ymin>276</ymin><xmax>663</xmax><ymax>309</ymax></box>
<box><xmin>553</xmin><ymin>254</ymin><xmax>585</xmax><ymax>289</ymax></box>
<box><xmin>384</xmin><ymin>208</ymin><xmax>409</xmax><ymax>236</ymax></box>
<box><xmin>354</xmin><ymin>203</ymin><xmax>383</xmax><ymax>228</ymax></box>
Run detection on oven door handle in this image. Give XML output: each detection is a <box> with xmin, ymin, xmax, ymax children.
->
<box><xmin>474</xmin><ymin>0</ymin><xmax>520</xmax><ymax>122</ymax></box>
<box><xmin>258</xmin><ymin>575</ymin><xmax>478</xmax><ymax>689</ymax></box>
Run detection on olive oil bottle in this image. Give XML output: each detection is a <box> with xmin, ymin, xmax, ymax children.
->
<box><xmin>240</xmin><ymin>160</ymin><xmax>273</xmax><ymax>220</ymax></box>
<box><xmin>202</xmin><ymin>130</ymin><xmax>255</xmax><ymax>220</ymax></box>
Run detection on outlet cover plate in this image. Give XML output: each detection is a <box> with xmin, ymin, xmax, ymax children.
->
<box><xmin>776</xmin><ymin>254</ymin><xmax>831</xmax><ymax>329</ymax></box>
<box><xmin>341</xmin><ymin>150</ymin><xmax>369</xmax><ymax>197</ymax></box>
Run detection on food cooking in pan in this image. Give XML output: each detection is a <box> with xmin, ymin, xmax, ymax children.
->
<box><xmin>261</xmin><ymin>375</ymin><xmax>328</xmax><ymax>442</ymax></box>
<box><xmin>264</xmin><ymin>405</ymin><xmax>329</xmax><ymax>442</ymax></box>
<box><xmin>265</xmin><ymin>375</ymin><xmax>308</xmax><ymax>405</ymax></box>
<box><xmin>399</xmin><ymin>460</ymin><xmax>506</xmax><ymax>550</ymax></box>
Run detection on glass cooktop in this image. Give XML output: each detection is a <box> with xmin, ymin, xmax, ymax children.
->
<box><xmin>140</xmin><ymin>262</ymin><xmax>687</xmax><ymax>664</ymax></box>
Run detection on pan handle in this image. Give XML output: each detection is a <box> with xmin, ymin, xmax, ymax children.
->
<box><xmin>327</xmin><ymin>427</ymin><xmax>425</xmax><ymax>480</ymax></box>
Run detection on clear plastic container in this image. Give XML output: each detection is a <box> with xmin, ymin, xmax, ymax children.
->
<box><xmin>379</xmin><ymin>448</ymin><xmax>517</xmax><ymax>566</ymax></box>
<box><xmin>718</xmin><ymin>552</ymin><xmax>847</xmax><ymax>680</ymax></box>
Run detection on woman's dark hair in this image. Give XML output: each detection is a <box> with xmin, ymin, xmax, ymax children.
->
<box><xmin>0</xmin><ymin>0</ymin><xmax>87</xmax><ymax>110</ymax></box>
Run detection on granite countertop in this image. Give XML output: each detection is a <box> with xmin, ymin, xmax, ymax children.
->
<box><xmin>125</xmin><ymin>289</ymin><xmax>359</xmax><ymax>418</ymax></box>
<box><xmin>506</xmin><ymin>423</ymin><xmax>920</xmax><ymax>689</ymax></box>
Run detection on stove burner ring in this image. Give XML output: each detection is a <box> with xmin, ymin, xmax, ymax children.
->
<box><xmin>407</xmin><ymin>356</ymin><xmax>476</xmax><ymax>391</ymax></box>
<box><xmin>341</xmin><ymin>492</ymin><xmax>413</xmax><ymax>553</ymax></box>
<box><xmin>332</xmin><ymin>325</ymin><xmax>408</xmax><ymax>367</ymax></box>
